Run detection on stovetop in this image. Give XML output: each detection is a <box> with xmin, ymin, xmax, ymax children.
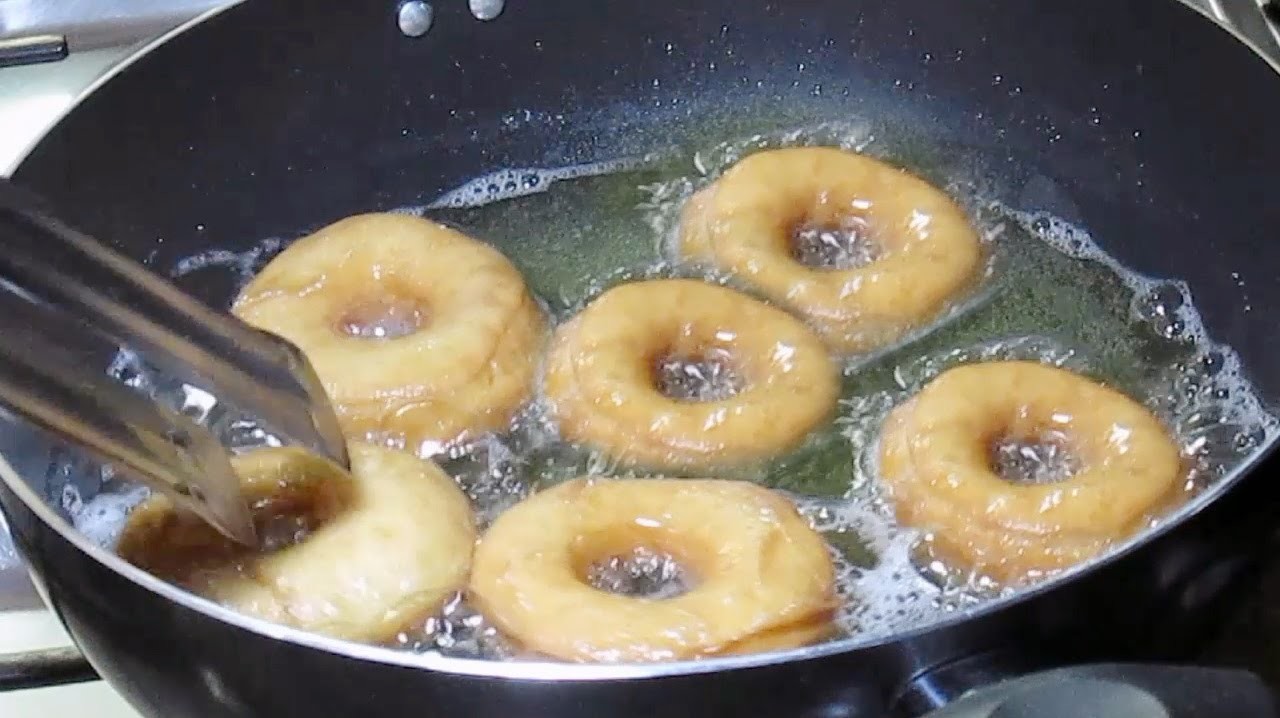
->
<box><xmin>0</xmin><ymin>0</ymin><xmax>1275</xmax><ymax>715</ymax></box>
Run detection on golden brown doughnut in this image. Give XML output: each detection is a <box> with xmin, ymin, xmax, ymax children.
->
<box><xmin>679</xmin><ymin>147</ymin><xmax>983</xmax><ymax>354</ymax></box>
<box><xmin>232</xmin><ymin>212</ymin><xmax>546</xmax><ymax>454</ymax></box>
<box><xmin>878</xmin><ymin>361</ymin><xmax>1185</xmax><ymax>583</ymax></box>
<box><xmin>469</xmin><ymin>477</ymin><xmax>837</xmax><ymax>662</ymax></box>
<box><xmin>117</xmin><ymin>444</ymin><xmax>477</xmax><ymax>643</ymax></box>
<box><xmin>543</xmin><ymin>278</ymin><xmax>839</xmax><ymax>469</ymax></box>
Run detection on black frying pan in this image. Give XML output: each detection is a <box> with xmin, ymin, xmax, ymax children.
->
<box><xmin>2</xmin><ymin>0</ymin><xmax>1280</xmax><ymax>716</ymax></box>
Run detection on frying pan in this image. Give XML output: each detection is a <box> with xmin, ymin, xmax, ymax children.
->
<box><xmin>2</xmin><ymin>0</ymin><xmax>1280</xmax><ymax>715</ymax></box>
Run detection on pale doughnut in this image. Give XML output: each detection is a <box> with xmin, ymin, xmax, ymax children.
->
<box><xmin>878</xmin><ymin>361</ymin><xmax>1185</xmax><ymax>583</ymax></box>
<box><xmin>232</xmin><ymin>212</ymin><xmax>546</xmax><ymax>454</ymax></box>
<box><xmin>116</xmin><ymin>444</ymin><xmax>477</xmax><ymax>643</ymax></box>
<box><xmin>469</xmin><ymin>477</ymin><xmax>837</xmax><ymax>662</ymax></box>
<box><xmin>543</xmin><ymin>278</ymin><xmax>839</xmax><ymax>469</ymax></box>
<box><xmin>679</xmin><ymin>147</ymin><xmax>983</xmax><ymax>354</ymax></box>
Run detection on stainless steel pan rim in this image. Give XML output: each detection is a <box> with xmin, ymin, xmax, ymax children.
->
<box><xmin>4</xmin><ymin>0</ymin><xmax>1280</xmax><ymax>684</ymax></box>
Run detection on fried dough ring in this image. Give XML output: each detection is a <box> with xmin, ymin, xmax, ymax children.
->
<box><xmin>232</xmin><ymin>213</ymin><xmax>546</xmax><ymax>454</ymax></box>
<box><xmin>469</xmin><ymin>478</ymin><xmax>837</xmax><ymax>662</ymax></box>
<box><xmin>679</xmin><ymin>147</ymin><xmax>983</xmax><ymax>354</ymax></box>
<box><xmin>116</xmin><ymin>444</ymin><xmax>477</xmax><ymax>643</ymax></box>
<box><xmin>543</xmin><ymin>279</ymin><xmax>839</xmax><ymax>469</ymax></box>
<box><xmin>878</xmin><ymin>361</ymin><xmax>1185</xmax><ymax>583</ymax></box>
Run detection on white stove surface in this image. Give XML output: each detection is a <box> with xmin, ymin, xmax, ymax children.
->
<box><xmin>0</xmin><ymin>0</ymin><xmax>1258</xmax><ymax>715</ymax></box>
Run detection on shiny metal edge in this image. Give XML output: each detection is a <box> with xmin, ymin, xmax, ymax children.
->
<box><xmin>1202</xmin><ymin>0</ymin><xmax>1280</xmax><ymax>68</ymax></box>
<box><xmin>1223</xmin><ymin>0</ymin><xmax>1280</xmax><ymax>63</ymax></box>
<box><xmin>1</xmin><ymin>2</ymin><xmax>242</xmax><ymax>177</ymax></box>
<box><xmin>0</xmin><ymin>0</ymin><xmax>229</xmax><ymax>53</ymax></box>
<box><xmin>2</xmin><ymin>0</ymin><xmax>1280</xmax><ymax>685</ymax></box>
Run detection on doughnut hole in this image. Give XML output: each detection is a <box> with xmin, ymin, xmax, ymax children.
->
<box><xmin>789</xmin><ymin>213</ymin><xmax>883</xmax><ymax>270</ymax></box>
<box><xmin>117</xmin><ymin>471</ymin><xmax>353</xmax><ymax>585</ymax></box>
<box><xmin>989</xmin><ymin>429</ymin><xmax>1083</xmax><ymax>485</ymax></box>
<box><xmin>586</xmin><ymin>548</ymin><xmax>692</xmax><ymax>600</ymax></box>
<box><xmin>570</xmin><ymin>530</ymin><xmax>697</xmax><ymax>600</ymax></box>
<box><xmin>652</xmin><ymin>346</ymin><xmax>745</xmax><ymax>402</ymax></box>
<box><xmin>334</xmin><ymin>295</ymin><xmax>427</xmax><ymax>339</ymax></box>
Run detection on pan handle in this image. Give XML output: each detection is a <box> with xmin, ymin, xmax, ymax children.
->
<box><xmin>0</xmin><ymin>645</ymin><xmax>97</xmax><ymax>691</ymax></box>
<box><xmin>900</xmin><ymin>658</ymin><xmax>1276</xmax><ymax>718</ymax></box>
<box><xmin>0</xmin><ymin>36</ymin><xmax>68</xmax><ymax>69</ymax></box>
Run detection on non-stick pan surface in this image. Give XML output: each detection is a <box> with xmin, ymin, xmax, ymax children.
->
<box><xmin>3</xmin><ymin>0</ymin><xmax>1280</xmax><ymax>716</ymax></box>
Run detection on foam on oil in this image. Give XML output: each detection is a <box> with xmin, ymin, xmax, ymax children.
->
<box><xmin>64</xmin><ymin>119</ymin><xmax>1279</xmax><ymax>658</ymax></box>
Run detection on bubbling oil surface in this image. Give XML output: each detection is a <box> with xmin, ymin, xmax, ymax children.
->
<box><xmin>68</xmin><ymin>120</ymin><xmax>1278</xmax><ymax>660</ymax></box>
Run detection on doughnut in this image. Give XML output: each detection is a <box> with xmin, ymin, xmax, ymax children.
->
<box><xmin>878</xmin><ymin>361</ymin><xmax>1185</xmax><ymax>583</ymax></box>
<box><xmin>543</xmin><ymin>278</ymin><xmax>839</xmax><ymax>469</ymax></box>
<box><xmin>469</xmin><ymin>477</ymin><xmax>837</xmax><ymax>662</ymax></box>
<box><xmin>232</xmin><ymin>212</ymin><xmax>546</xmax><ymax>454</ymax></box>
<box><xmin>116</xmin><ymin>444</ymin><xmax>477</xmax><ymax>643</ymax></box>
<box><xmin>678</xmin><ymin>146</ymin><xmax>984</xmax><ymax>354</ymax></box>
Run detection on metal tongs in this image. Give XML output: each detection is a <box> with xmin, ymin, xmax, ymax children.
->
<box><xmin>0</xmin><ymin>178</ymin><xmax>348</xmax><ymax>546</ymax></box>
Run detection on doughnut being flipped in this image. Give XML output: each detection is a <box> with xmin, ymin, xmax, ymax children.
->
<box><xmin>233</xmin><ymin>212</ymin><xmax>546</xmax><ymax>454</ymax></box>
<box><xmin>878</xmin><ymin>361</ymin><xmax>1185</xmax><ymax>583</ymax></box>
<box><xmin>543</xmin><ymin>278</ymin><xmax>839</xmax><ymax>469</ymax></box>
<box><xmin>678</xmin><ymin>147</ymin><xmax>984</xmax><ymax>355</ymax></box>
<box><xmin>116</xmin><ymin>444</ymin><xmax>476</xmax><ymax>643</ymax></box>
<box><xmin>469</xmin><ymin>477</ymin><xmax>837</xmax><ymax>662</ymax></box>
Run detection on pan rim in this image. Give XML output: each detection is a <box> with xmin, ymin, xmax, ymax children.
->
<box><xmin>6</xmin><ymin>434</ymin><xmax>1279</xmax><ymax>681</ymax></box>
<box><xmin>5</xmin><ymin>0</ymin><xmax>1280</xmax><ymax>683</ymax></box>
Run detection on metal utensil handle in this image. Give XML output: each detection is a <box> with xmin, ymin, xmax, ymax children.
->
<box><xmin>0</xmin><ymin>178</ymin><xmax>348</xmax><ymax>470</ymax></box>
<box><xmin>0</xmin><ymin>305</ymin><xmax>255</xmax><ymax>544</ymax></box>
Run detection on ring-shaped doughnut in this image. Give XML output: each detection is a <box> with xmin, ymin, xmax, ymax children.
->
<box><xmin>469</xmin><ymin>477</ymin><xmax>837</xmax><ymax>662</ymax></box>
<box><xmin>679</xmin><ymin>147</ymin><xmax>984</xmax><ymax>354</ymax></box>
<box><xmin>116</xmin><ymin>444</ymin><xmax>477</xmax><ymax>643</ymax></box>
<box><xmin>543</xmin><ymin>279</ymin><xmax>839</xmax><ymax>468</ymax></box>
<box><xmin>233</xmin><ymin>212</ymin><xmax>546</xmax><ymax>454</ymax></box>
<box><xmin>878</xmin><ymin>361</ymin><xmax>1185</xmax><ymax>582</ymax></box>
